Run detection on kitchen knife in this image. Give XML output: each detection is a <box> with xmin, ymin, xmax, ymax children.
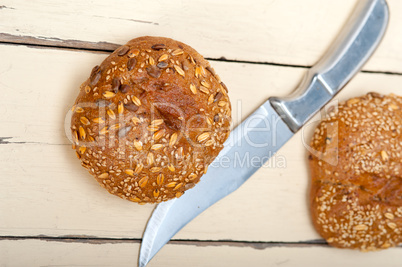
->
<box><xmin>139</xmin><ymin>0</ymin><xmax>389</xmax><ymax>266</ymax></box>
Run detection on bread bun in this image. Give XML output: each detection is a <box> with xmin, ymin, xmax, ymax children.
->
<box><xmin>70</xmin><ymin>36</ymin><xmax>231</xmax><ymax>204</ymax></box>
<box><xmin>309</xmin><ymin>93</ymin><xmax>401</xmax><ymax>251</ymax></box>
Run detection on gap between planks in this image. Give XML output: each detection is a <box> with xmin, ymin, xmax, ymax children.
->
<box><xmin>1</xmin><ymin>33</ymin><xmax>402</xmax><ymax>76</ymax></box>
<box><xmin>0</xmin><ymin>137</ymin><xmax>68</xmax><ymax>145</ymax></box>
<box><xmin>2</xmin><ymin>235</ymin><xmax>401</xmax><ymax>249</ymax></box>
<box><xmin>0</xmin><ymin>235</ymin><xmax>330</xmax><ymax>249</ymax></box>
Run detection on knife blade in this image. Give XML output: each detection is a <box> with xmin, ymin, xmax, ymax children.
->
<box><xmin>139</xmin><ymin>1</ymin><xmax>389</xmax><ymax>266</ymax></box>
<box><xmin>139</xmin><ymin>102</ymin><xmax>293</xmax><ymax>266</ymax></box>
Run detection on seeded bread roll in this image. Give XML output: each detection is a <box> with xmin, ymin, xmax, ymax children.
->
<box><xmin>70</xmin><ymin>36</ymin><xmax>231</xmax><ymax>204</ymax></box>
<box><xmin>309</xmin><ymin>93</ymin><xmax>401</xmax><ymax>250</ymax></box>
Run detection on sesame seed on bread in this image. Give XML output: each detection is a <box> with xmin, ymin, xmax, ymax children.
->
<box><xmin>309</xmin><ymin>93</ymin><xmax>401</xmax><ymax>251</ymax></box>
<box><xmin>70</xmin><ymin>36</ymin><xmax>231</xmax><ymax>204</ymax></box>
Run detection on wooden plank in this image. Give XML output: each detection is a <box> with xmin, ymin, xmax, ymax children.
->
<box><xmin>0</xmin><ymin>44</ymin><xmax>401</xmax><ymax>145</ymax></box>
<box><xmin>1</xmin><ymin>44</ymin><xmax>402</xmax><ymax>242</ymax></box>
<box><xmin>0</xmin><ymin>239</ymin><xmax>401</xmax><ymax>267</ymax></box>
<box><xmin>0</xmin><ymin>44</ymin><xmax>305</xmax><ymax>144</ymax></box>
<box><xmin>0</xmin><ymin>0</ymin><xmax>402</xmax><ymax>73</ymax></box>
<box><xmin>0</xmin><ymin>140</ymin><xmax>320</xmax><ymax>241</ymax></box>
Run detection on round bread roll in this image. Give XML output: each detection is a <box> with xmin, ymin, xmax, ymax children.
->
<box><xmin>309</xmin><ymin>93</ymin><xmax>401</xmax><ymax>250</ymax></box>
<box><xmin>70</xmin><ymin>36</ymin><xmax>231</xmax><ymax>204</ymax></box>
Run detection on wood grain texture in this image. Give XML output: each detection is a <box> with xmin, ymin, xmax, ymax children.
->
<box><xmin>0</xmin><ymin>44</ymin><xmax>401</xmax><ymax>245</ymax></box>
<box><xmin>1</xmin><ymin>0</ymin><xmax>401</xmax><ymax>264</ymax></box>
<box><xmin>1</xmin><ymin>239</ymin><xmax>401</xmax><ymax>267</ymax></box>
<box><xmin>1</xmin><ymin>0</ymin><xmax>402</xmax><ymax>73</ymax></box>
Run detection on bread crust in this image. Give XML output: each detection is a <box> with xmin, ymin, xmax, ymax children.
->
<box><xmin>70</xmin><ymin>36</ymin><xmax>231</xmax><ymax>204</ymax></box>
<box><xmin>309</xmin><ymin>93</ymin><xmax>401</xmax><ymax>250</ymax></box>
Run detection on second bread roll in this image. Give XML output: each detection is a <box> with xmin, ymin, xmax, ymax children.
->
<box><xmin>309</xmin><ymin>93</ymin><xmax>401</xmax><ymax>251</ymax></box>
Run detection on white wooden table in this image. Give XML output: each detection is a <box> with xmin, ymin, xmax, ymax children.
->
<box><xmin>0</xmin><ymin>1</ymin><xmax>401</xmax><ymax>266</ymax></box>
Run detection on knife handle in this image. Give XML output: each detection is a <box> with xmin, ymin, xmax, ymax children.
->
<box><xmin>269</xmin><ymin>0</ymin><xmax>388</xmax><ymax>133</ymax></box>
